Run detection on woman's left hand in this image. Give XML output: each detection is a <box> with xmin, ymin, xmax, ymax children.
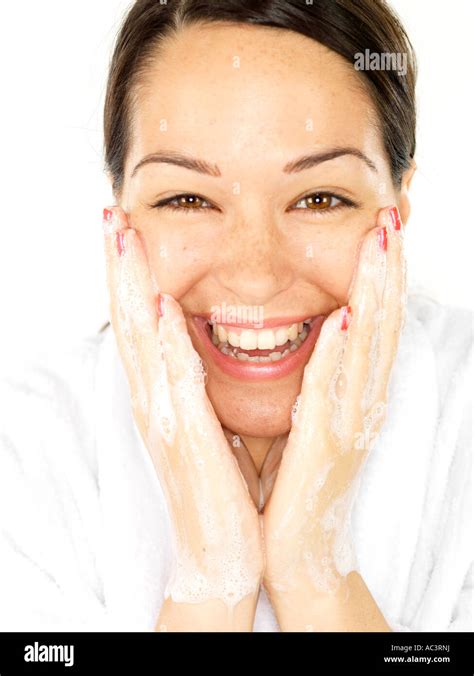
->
<box><xmin>261</xmin><ymin>205</ymin><xmax>405</xmax><ymax>604</ymax></box>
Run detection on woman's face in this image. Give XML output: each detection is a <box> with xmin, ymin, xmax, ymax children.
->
<box><xmin>118</xmin><ymin>22</ymin><xmax>410</xmax><ymax>439</ymax></box>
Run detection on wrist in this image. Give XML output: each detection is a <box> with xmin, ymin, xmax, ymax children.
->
<box><xmin>165</xmin><ymin>546</ymin><xmax>264</xmax><ymax>606</ymax></box>
<box><xmin>265</xmin><ymin>571</ymin><xmax>391</xmax><ymax>632</ymax></box>
<box><xmin>265</xmin><ymin>570</ymin><xmax>352</xmax><ymax>632</ymax></box>
<box><xmin>156</xmin><ymin>590</ymin><xmax>261</xmax><ymax>632</ymax></box>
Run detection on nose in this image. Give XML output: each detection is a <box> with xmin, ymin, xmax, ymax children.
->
<box><xmin>213</xmin><ymin>206</ymin><xmax>294</xmax><ymax>306</ymax></box>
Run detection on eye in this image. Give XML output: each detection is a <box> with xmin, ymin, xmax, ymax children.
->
<box><xmin>291</xmin><ymin>192</ymin><xmax>355</xmax><ymax>213</ymax></box>
<box><xmin>150</xmin><ymin>190</ymin><xmax>358</xmax><ymax>215</ymax></box>
<box><xmin>150</xmin><ymin>193</ymin><xmax>213</xmax><ymax>213</ymax></box>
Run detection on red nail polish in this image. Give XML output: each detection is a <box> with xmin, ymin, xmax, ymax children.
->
<box><xmin>157</xmin><ymin>294</ymin><xmax>164</xmax><ymax>317</ymax></box>
<box><xmin>116</xmin><ymin>231</ymin><xmax>125</xmax><ymax>256</ymax></box>
<box><xmin>389</xmin><ymin>206</ymin><xmax>402</xmax><ymax>231</ymax></box>
<box><xmin>377</xmin><ymin>226</ymin><xmax>388</xmax><ymax>251</ymax></box>
<box><xmin>103</xmin><ymin>207</ymin><xmax>113</xmax><ymax>222</ymax></box>
<box><xmin>341</xmin><ymin>305</ymin><xmax>352</xmax><ymax>331</ymax></box>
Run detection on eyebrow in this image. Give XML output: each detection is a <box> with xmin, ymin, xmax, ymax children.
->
<box><xmin>131</xmin><ymin>151</ymin><xmax>221</xmax><ymax>178</ymax></box>
<box><xmin>283</xmin><ymin>147</ymin><xmax>377</xmax><ymax>173</ymax></box>
<box><xmin>131</xmin><ymin>146</ymin><xmax>377</xmax><ymax>177</ymax></box>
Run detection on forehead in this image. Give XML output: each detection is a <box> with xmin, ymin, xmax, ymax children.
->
<box><xmin>127</xmin><ymin>22</ymin><xmax>382</xmax><ymax>174</ymax></box>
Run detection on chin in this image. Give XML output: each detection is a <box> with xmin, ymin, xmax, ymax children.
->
<box><xmin>186</xmin><ymin>309</ymin><xmax>329</xmax><ymax>437</ymax></box>
<box><xmin>205</xmin><ymin>375</ymin><xmax>300</xmax><ymax>438</ymax></box>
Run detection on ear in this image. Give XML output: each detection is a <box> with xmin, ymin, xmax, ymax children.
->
<box><xmin>398</xmin><ymin>159</ymin><xmax>417</xmax><ymax>226</ymax></box>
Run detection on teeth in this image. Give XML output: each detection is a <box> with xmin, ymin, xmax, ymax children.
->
<box><xmin>211</xmin><ymin>319</ymin><xmax>312</xmax><ymax>361</ymax></box>
<box><xmin>211</xmin><ymin>320</ymin><xmax>311</xmax><ymax>348</ymax></box>
<box><xmin>217</xmin><ymin>325</ymin><xmax>227</xmax><ymax>343</ymax></box>
<box><xmin>227</xmin><ymin>331</ymin><xmax>240</xmax><ymax>348</ymax></box>
<box><xmin>288</xmin><ymin>324</ymin><xmax>298</xmax><ymax>341</ymax></box>
<box><xmin>257</xmin><ymin>329</ymin><xmax>275</xmax><ymax>350</ymax></box>
<box><xmin>240</xmin><ymin>330</ymin><xmax>258</xmax><ymax>350</ymax></box>
<box><xmin>275</xmin><ymin>328</ymin><xmax>289</xmax><ymax>346</ymax></box>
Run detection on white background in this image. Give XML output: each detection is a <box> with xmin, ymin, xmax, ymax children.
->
<box><xmin>0</xmin><ymin>0</ymin><xmax>472</xmax><ymax>370</ymax></box>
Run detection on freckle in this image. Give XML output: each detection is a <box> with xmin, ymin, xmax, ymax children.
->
<box><xmin>335</xmin><ymin>371</ymin><xmax>347</xmax><ymax>398</ymax></box>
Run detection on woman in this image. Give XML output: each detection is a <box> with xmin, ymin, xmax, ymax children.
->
<box><xmin>0</xmin><ymin>0</ymin><xmax>471</xmax><ymax>632</ymax></box>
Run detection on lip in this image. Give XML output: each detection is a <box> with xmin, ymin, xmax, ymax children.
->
<box><xmin>192</xmin><ymin>314</ymin><xmax>327</xmax><ymax>381</ymax></box>
<box><xmin>193</xmin><ymin>313</ymin><xmax>315</xmax><ymax>329</ymax></box>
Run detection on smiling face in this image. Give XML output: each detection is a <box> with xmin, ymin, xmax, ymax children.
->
<box><xmin>116</xmin><ymin>21</ymin><xmax>409</xmax><ymax>439</ymax></box>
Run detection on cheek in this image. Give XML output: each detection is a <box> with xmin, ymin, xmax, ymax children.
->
<box><xmin>286</xmin><ymin>224</ymin><xmax>365</xmax><ymax>304</ymax></box>
<box><xmin>141</xmin><ymin>227</ymin><xmax>215</xmax><ymax>297</ymax></box>
<box><xmin>316</xmin><ymin>236</ymin><xmax>361</xmax><ymax>301</ymax></box>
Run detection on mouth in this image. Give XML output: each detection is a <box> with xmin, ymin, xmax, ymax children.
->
<box><xmin>192</xmin><ymin>314</ymin><xmax>327</xmax><ymax>381</ymax></box>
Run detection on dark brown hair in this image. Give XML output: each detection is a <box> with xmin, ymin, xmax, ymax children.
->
<box><xmin>103</xmin><ymin>0</ymin><xmax>416</xmax><ymax>197</ymax></box>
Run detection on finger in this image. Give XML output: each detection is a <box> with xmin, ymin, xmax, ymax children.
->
<box><xmin>341</xmin><ymin>216</ymin><xmax>388</xmax><ymax>432</ymax></box>
<box><xmin>102</xmin><ymin>207</ymin><xmax>121</xmax><ymax>304</ymax></box>
<box><xmin>116</xmin><ymin>227</ymin><xmax>161</xmax><ymax>369</ymax></box>
<box><xmin>102</xmin><ymin>206</ymin><xmax>140</xmax><ymax>396</ymax></box>
<box><xmin>264</xmin><ymin>312</ymin><xmax>349</xmax><ymax>536</ymax></box>
<box><xmin>278</xmin><ymin>307</ymin><xmax>349</xmax><ymax>476</ymax></box>
<box><xmin>105</xmin><ymin>208</ymin><xmax>161</xmax><ymax>393</ymax></box>
<box><xmin>371</xmin><ymin>205</ymin><xmax>406</xmax><ymax>403</ymax></box>
<box><xmin>103</xmin><ymin>207</ymin><xmax>164</xmax><ymax>436</ymax></box>
<box><xmin>158</xmin><ymin>292</ymin><xmax>217</xmax><ymax>434</ymax></box>
<box><xmin>157</xmin><ymin>294</ymin><xmax>252</xmax><ymax>502</ymax></box>
<box><xmin>103</xmin><ymin>206</ymin><xmax>126</xmax><ymax>330</ymax></box>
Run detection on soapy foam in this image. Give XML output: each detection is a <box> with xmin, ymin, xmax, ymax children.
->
<box><xmin>116</xmin><ymin>249</ymin><xmax>159</xmax><ymax>426</ymax></box>
<box><xmin>267</xmin><ymin>303</ymin><xmax>389</xmax><ymax>596</ymax></box>
<box><xmin>328</xmin><ymin>341</ymin><xmax>352</xmax><ymax>452</ymax></box>
<box><xmin>154</xmin><ymin>338</ymin><xmax>261</xmax><ymax>607</ymax></box>
<box><xmin>115</xmin><ymin>226</ymin><xmax>402</xmax><ymax>607</ymax></box>
<box><xmin>267</xmin><ymin>474</ymin><xmax>360</xmax><ymax>596</ymax></box>
<box><xmin>361</xmin><ymin>307</ymin><xmax>384</xmax><ymax>413</ymax></box>
<box><xmin>164</xmin><ymin>499</ymin><xmax>263</xmax><ymax>608</ymax></box>
<box><xmin>148</xmin><ymin>346</ymin><xmax>178</xmax><ymax>446</ymax></box>
<box><xmin>291</xmin><ymin>394</ymin><xmax>301</xmax><ymax>424</ymax></box>
<box><xmin>268</xmin><ymin>229</ymin><xmax>405</xmax><ymax>599</ymax></box>
<box><xmin>319</xmin><ymin>478</ymin><xmax>360</xmax><ymax>577</ymax></box>
<box><xmin>116</xmin><ymin>260</ymin><xmax>262</xmax><ymax>609</ymax></box>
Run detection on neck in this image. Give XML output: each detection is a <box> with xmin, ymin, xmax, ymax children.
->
<box><xmin>240</xmin><ymin>434</ymin><xmax>276</xmax><ymax>474</ymax></box>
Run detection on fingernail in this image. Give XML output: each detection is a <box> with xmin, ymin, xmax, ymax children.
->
<box><xmin>388</xmin><ymin>205</ymin><xmax>402</xmax><ymax>231</ymax></box>
<box><xmin>377</xmin><ymin>226</ymin><xmax>388</xmax><ymax>252</ymax></box>
<box><xmin>103</xmin><ymin>207</ymin><xmax>116</xmax><ymax>234</ymax></box>
<box><xmin>157</xmin><ymin>293</ymin><xmax>164</xmax><ymax>317</ymax></box>
<box><xmin>116</xmin><ymin>231</ymin><xmax>125</xmax><ymax>256</ymax></box>
<box><xmin>340</xmin><ymin>305</ymin><xmax>352</xmax><ymax>331</ymax></box>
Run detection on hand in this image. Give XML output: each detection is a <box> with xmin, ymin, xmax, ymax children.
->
<box><xmin>262</xmin><ymin>205</ymin><xmax>405</xmax><ymax>599</ymax></box>
<box><xmin>102</xmin><ymin>206</ymin><xmax>264</xmax><ymax>614</ymax></box>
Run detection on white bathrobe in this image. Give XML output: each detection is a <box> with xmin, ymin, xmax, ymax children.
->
<box><xmin>0</xmin><ymin>294</ymin><xmax>472</xmax><ymax>632</ymax></box>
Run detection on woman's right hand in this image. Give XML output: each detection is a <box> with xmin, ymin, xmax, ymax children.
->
<box><xmin>102</xmin><ymin>206</ymin><xmax>264</xmax><ymax>630</ymax></box>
